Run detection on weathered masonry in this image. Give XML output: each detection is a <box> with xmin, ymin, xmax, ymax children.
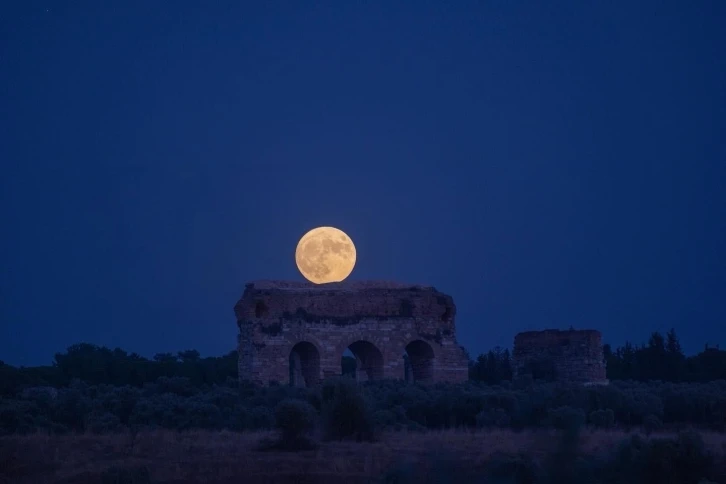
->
<box><xmin>234</xmin><ymin>280</ymin><xmax>469</xmax><ymax>386</ymax></box>
<box><xmin>513</xmin><ymin>329</ymin><xmax>608</xmax><ymax>385</ymax></box>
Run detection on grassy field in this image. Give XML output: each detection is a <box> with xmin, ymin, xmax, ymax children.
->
<box><xmin>2</xmin><ymin>428</ymin><xmax>726</xmax><ymax>483</ymax></box>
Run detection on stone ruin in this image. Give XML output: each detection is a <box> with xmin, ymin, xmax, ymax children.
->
<box><xmin>512</xmin><ymin>329</ymin><xmax>608</xmax><ymax>385</ymax></box>
<box><xmin>234</xmin><ymin>280</ymin><xmax>469</xmax><ymax>386</ymax></box>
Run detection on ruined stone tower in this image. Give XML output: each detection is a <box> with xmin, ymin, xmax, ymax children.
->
<box><xmin>234</xmin><ymin>280</ymin><xmax>469</xmax><ymax>386</ymax></box>
<box><xmin>512</xmin><ymin>329</ymin><xmax>608</xmax><ymax>384</ymax></box>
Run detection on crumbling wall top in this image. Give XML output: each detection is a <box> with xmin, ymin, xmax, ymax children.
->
<box><xmin>514</xmin><ymin>329</ymin><xmax>602</xmax><ymax>349</ymax></box>
<box><xmin>234</xmin><ymin>280</ymin><xmax>456</xmax><ymax>328</ymax></box>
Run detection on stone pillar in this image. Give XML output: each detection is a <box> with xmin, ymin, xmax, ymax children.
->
<box><xmin>290</xmin><ymin>351</ymin><xmax>305</xmax><ymax>387</ymax></box>
<box><xmin>237</xmin><ymin>325</ymin><xmax>257</xmax><ymax>382</ymax></box>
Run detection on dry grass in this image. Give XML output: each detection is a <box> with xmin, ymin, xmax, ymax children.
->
<box><xmin>1</xmin><ymin>428</ymin><xmax>725</xmax><ymax>483</ymax></box>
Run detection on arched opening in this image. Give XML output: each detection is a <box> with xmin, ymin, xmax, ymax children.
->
<box><xmin>341</xmin><ymin>341</ymin><xmax>384</xmax><ymax>382</ymax></box>
<box><xmin>289</xmin><ymin>341</ymin><xmax>320</xmax><ymax>387</ymax></box>
<box><xmin>404</xmin><ymin>340</ymin><xmax>435</xmax><ymax>382</ymax></box>
<box><xmin>341</xmin><ymin>348</ymin><xmax>356</xmax><ymax>378</ymax></box>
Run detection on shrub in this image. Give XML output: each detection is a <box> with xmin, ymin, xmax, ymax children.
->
<box><xmin>486</xmin><ymin>451</ymin><xmax>540</xmax><ymax>484</ymax></box>
<box><xmin>86</xmin><ymin>412</ymin><xmax>121</xmax><ymax>433</ymax></box>
<box><xmin>373</xmin><ymin>409</ymin><xmax>397</xmax><ymax>429</ymax></box>
<box><xmin>273</xmin><ymin>399</ymin><xmax>317</xmax><ymax>450</ymax></box>
<box><xmin>512</xmin><ymin>374</ymin><xmax>534</xmax><ymax>390</ymax></box>
<box><xmin>225</xmin><ymin>404</ymin><xmax>247</xmax><ymax>431</ymax></box>
<box><xmin>178</xmin><ymin>400</ymin><xmax>223</xmax><ymax>430</ymax></box>
<box><xmin>154</xmin><ymin>376</ymin><xmax>197</xmax><ymax>397</ymax></box>
<box><xmin>651</xmin><ymin>431</ymin><xmax>715</xmax><ymax>483</ymax></box>
<box><xmin>548</xmin><ymin>406</ymin><xmax>585</xmax><ymax>431</ymax></box>
<box><xmin>52</xmin><ymin>386</ymin><xmax>92</xmax><ymax>432</ymax></box>
<box><xmin>0</xmin><ymin>400</ymin><xmax>39</xmax><ymax>435</ymax></box>
<box><xmin>321</xmin><ymin>378</ymin><xmax>376</xmax><ymax>441</ymax></box>
<box><xmin>643</xmin><ymin>414</ymin><xmax>662</xmax><ymax>435</ymax></box>
<box><xmin>476</xmin><ymin>407</ymin><xmax>511</xmax><ymax>428</ymax></box>
<box><xmin>543</xmin><ymin>407</ymin><xmax>587</xmax><ymax>484</ymax></box>
<box><xmin>7</xmin><ymin>372</ymin><xmax>726</xmax><ymax>437</ymax></box>
<box><xmin>609</xmin><ymin>431</ymin><xmax>718</xmax><ymax>484</ymax></box>
<box><xmin>98</xmin><ymin>386</ymin><xmax>140</xmax><ymax>425</ymax></box>
<box><xmin>245</xmin><ymin>405</ymin><xmax>274</xmax><ymax>430</ymax></box>
<box><xmin>589</xmin><ymin>408</ymin><xmax>615</xmax><ymax>429</ymax></box>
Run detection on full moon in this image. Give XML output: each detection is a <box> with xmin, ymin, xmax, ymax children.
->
<box><xmin>295</xmin><ymin>226</ymin><xmax>356</xmax><ymax>284</ymax></box>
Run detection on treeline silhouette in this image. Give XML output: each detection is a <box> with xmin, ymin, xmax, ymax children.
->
<box><xmin>1</xmin><ymin>329</ymin><xmax>725</xmax><ymax>396</ymax></box>
<box><xmin>0</xmin><ymin>347</ymin><xmax>238</xmax><ymax>396</ymax></box>
<box><xmin>0</xmin><ymin>329</ymin><xmax>725</xmax><ymax>453</ymax></box>
<box><xmin>468</xmin><ymin>329</ymin><xmax>726</xmax><ymax>385</ymax></box>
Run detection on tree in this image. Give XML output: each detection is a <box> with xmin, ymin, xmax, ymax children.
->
<box><xmin>664</xmin><ymin>328</ymin><xmax>685</xmax><ymax>381</ymax></box>
<box><xmin>666</xmin><ymin>328</ymin><xmax>682</xmax><ymax>355</ymax></box>
<box><xmin>153</xmin><ymin>353</ymin><xmax>177</xmax><ymax>363</ymax></box>
<box><xmin>648</xmin><ymin>332</ymin><xmax>666</xmax><ymax>352</ymax></box>
<box><xmin>177</xmin><ymin>350</ymin><xmax>200</xmax><ymax>363</ymax></box>
<box><xmin>469</xmin><ymin>347</ymin><xmax>512</xmax><ymax>384</ymax></box>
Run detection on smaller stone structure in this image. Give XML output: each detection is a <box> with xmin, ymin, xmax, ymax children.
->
<box><xmin>513</xmin><ymin>329</ymin><xmax>608</xmax><ymax>384</ymax></box>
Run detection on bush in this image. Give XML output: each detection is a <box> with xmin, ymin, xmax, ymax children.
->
<box><xmin>245</xmin><ymin>405</ymin><xmax>274</xmax><ymax>430</ymax></box>
<box><xmin>321</xmin><ymin>378</ymin><xmax>376</xmax><ymax>441</ymax></box>
<box><xmin>86</xmin><ymin>412</ymin><xmax>121</xmax><ymax>433</ymax></box>
<box><xmin>373</xmin><ymin>409</ymin><xmax>397</xmax><ymax>429</ymax></box>
<box><xmin>476</xmin><ymin>407</ymin><xmax>511</xmax><ymax>428</ymax></box>
<box><xmin>52</xmin><ymin>386</ymin><xmax>92</xmax><ymax>432</ymax></box>
<box><xmin>643</xmin><ymin>414</ymin><xmax>662</xmax><ymax>435</ymax></box>
<box><xmin>609</xmin><ymin>431</ymin><xmax>718</xmax><ymax>484</ymax></box>
<box><xmin>154</xmin><ymin>376</ymin><xmax>197</xmax><ymax>397</ymax></box>
<box><xmin>0</xmin><ymin>400</ymin><xmax>39</xmax><ymax>435</ymax></box>
<box><xmin>273</xmin><ymin>399</ymin><xmax>317</xmax><ymax>450</ymax></box>
<box><xmin>543</xmin><ymin>407</ymin><xmax>587</xmax><ymax>484</ymax></box>
<box><xmin>485</xmin><ymin>451</ymin><xmax>541</xmax><ymax>484</ymax></box>
<box><xmin>548</xmin><ymin>406</ymin><xmax>585</xmax><ymax>431</ymax></box>
<box><xmin>6</xmin><ymin>369</ymin><xmax>726</xmax><ymax>437</ymax></box>
<box><xmin>589</xmin><ymin>408</ymin><xmax>615</xmax><ymax>429</ymax></box>
<box><xmin>651</xmin><ymin>431</ymin><xmax>715</xmax><ymax>483</ymax></box>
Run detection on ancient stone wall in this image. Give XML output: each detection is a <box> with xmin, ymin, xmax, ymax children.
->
<box><xmin>234</xmin><ymin>280</ymin><xmax>469</xmax><ymax>385</ymax></box>
<box><xmin>512</xmin><ymin>329</ymin><xmax>608</xmax><ymax>384</ymax></box>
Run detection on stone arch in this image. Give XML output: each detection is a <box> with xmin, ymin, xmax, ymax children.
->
<box><xmin>334</xmin><ymin>333</ymin><xmax>389</xmax><ymax>362</ymax></box>
<box><xmin>339</xmin><ymin>338</ymin><xmax>385</xmax><ymax>382</ymax></box>
<box><xmin>284</xmin><ymin>332</ymin><xmax>328</xmax><ymax>354</ymax></box>
<box><xmin>289</xmin><ymin>341</ymin><xmax>321</xmax><ymax>387</ymax></box>
<box><xmin>405</xmin><ymin>340</ymin><xmax>436</xmax><ymax>382</ymax></box>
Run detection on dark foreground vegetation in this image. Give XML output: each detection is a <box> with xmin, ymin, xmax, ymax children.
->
<box><xmin>3</xmin><ymin>426</ymin><xmax>726</xmax><ymax>484</ymax></box>
<box><xmin>1</xmin><ymin>329</ymin><xmax>725</xmax><ymax>483</ymax></box>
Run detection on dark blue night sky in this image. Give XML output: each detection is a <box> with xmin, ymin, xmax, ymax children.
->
<box><xmin>2</xmin><ymin>2</ymin><xmax>725</xmax><ymax>366</ymax></box>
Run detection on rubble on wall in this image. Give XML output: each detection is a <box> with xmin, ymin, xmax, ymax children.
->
<box><xmin>234</xmin><ymin>280</ymin><xmax>469</xmax><ymax>386</ymax></box>
<box><xmin>513</xmin><ymin>329</ymin><xmax>608</xmax><ymax>384</ymax></box>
